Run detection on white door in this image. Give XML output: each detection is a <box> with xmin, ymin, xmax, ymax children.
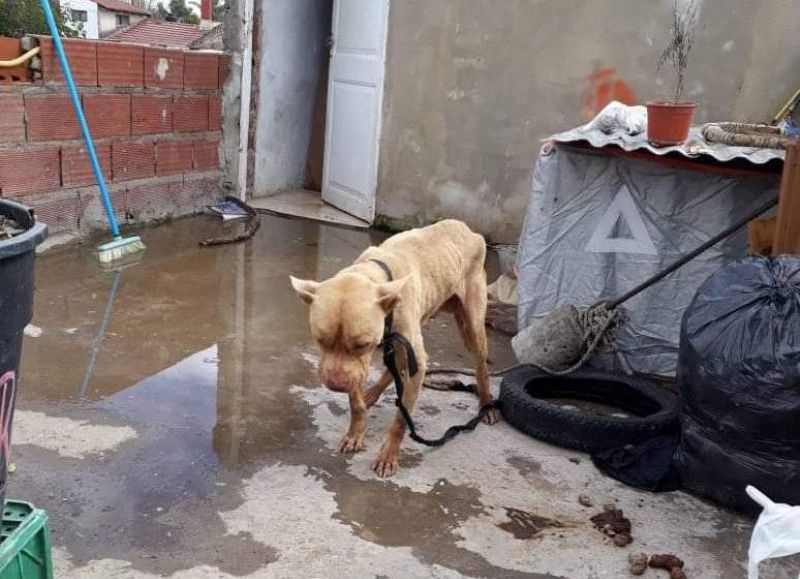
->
<box><xmin>321</xmin><ymin>0</ymin><xmax>389</xmax><ymax>223</ymax></box>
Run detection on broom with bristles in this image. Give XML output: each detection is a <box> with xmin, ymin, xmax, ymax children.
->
<box><xmin>39</xmin><ymin>0</ymin><xmax>145</xmax><ymax>263</ymax></box>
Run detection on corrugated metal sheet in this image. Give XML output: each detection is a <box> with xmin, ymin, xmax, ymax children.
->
<box><xmin>550</xmin><ymin>124</ymin><xmax>787</xmax><ymax>166</ymax></box>
<box><xmin>107</xmin><ymin>18</ymin><xmax>210</xmax><ymax>48</ymax></box>
<box><xmin>93</xmin><ymin>0</ymin><xmax>150</xmax><ymax>16</ymax></box>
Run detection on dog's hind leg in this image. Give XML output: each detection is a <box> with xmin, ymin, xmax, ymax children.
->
<box><xmin>363</xmin><ymin>370</ymin><xmax>392</xmax><ymax>408</ymax></box>
<box><xmin>373</xmin><ymin>333</ymin><xmax>427</xmax><ymax>478</ymax></box>
<box><xmin>454</xmin><ymin>268</ymin><xmax>498</xmax><ymax>425</ymax></box>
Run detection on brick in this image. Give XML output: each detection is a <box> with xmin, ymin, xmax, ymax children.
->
<box><xmin>156</xmin><ymin>140</ymin><xmax>193</xmax><ymax>176</ymax></box>
<box><xmin>0</xmin><ymin>147</ymin><xmax>60</xmax><ymax>196</ymax></box>
<box><xmin>112</xmin><ymin>140</ymin><xmax>154</xmax><ymax>181</ymax></box>
<box><xmin>184</xmin><ymin>53</ymin><xmax>219</xmax><ymax>90</ymax></box>
<box><xmin>0</xmin><ymin>94</ymin><xmax>25</xmax><ymax>142</ymax></box>
<box><xmin>25</xmin><ymin>94</ymin><xmax>80</xmax><ymax>141</ymax></box>
<box><xmin>38</xmin><ymin>37</ymin><xmax>98</xmax><ymax>86</ymax></box>
<box><xmin>193</xmin><ymin>137</ymin><xmax>219</xmax><ymax>171</ymax></box>
<box><xmin>174</xmin><ymin>95</ymin><xmax>209</xmax><ymax>133</ymax></box>
<box><xmin>61</xmin><ymin>142</ymin><xmax>112</xmax><ymax>187</ymax></box>
<box><xmin>97</xmin><ymin>42</ymin><xmax>144</xmax><ymax>88</ymax></box>
<box><xmin>218</xmin><ymin>54</ymin><xmax>231</xmax><ymax>88</ymax></box>
<box><xmin>126</xmin><ymin>179</ymin><xmax>183</xmax><ymax>220</ymax></box>
<box><xmin>131</xmin><ymin>94</ymin><xmax>173</xmax><ymax>135</ymax></box>
<box><xmin>26</xmin><ymin>192</ymin><xmax>80</xmax><ymax>233</ymax></box>
<box><xmin>144</xmin><ymin>48</ymin><xmax>185</xmax><ymax>89</ymax></box>
<box><xmin>0</xmin><ymin>37</ymin><xmax>30</xmax><ymax>84</ymax></box>
<box><xmin>82</xmin><ymin>94</ymin><xmax>131</xmax><ymax>139</ymax></box>
<box><xmin>208</xmin><ymin>94</ymin><xmax>222</xmax><ymax>131</ymax></box>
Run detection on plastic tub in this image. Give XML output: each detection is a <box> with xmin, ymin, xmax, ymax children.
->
<box><xmin>0</xmin><ymin>201</ymin><xmax>47</xmax><ymax>508</ymax></box>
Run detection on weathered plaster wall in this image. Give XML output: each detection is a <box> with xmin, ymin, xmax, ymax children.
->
<box><xmin>221</xmin><ymin>0</ymin><xmax>243</xmax><ymax>191</ymax></box>
<box><xmin>97</xmin><ymin>10</ymin><xmax>146</xmax><ymax>38</ymax></box>
<box><xmin>252</xmin><ymin>0</ymin><xmax>331</xmax><ymax>196</ymax></box>
<box><xmin>376</xmin><ymin>0</ymin><xmax>800</xmax><ymax>243</ymax></box>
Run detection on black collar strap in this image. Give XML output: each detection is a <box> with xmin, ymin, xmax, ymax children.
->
<box><xmin>370</xmin><ymin>259</ymin><xmax>418</xmax><ymax>377</ymax></box>
<box><xmin>370</xmin><ymin>258</ymin><xmax>393</xmax><ymax>282</ymax></box>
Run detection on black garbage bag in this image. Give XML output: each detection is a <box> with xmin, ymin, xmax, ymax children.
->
<box><xmin>592</xmin><ymin>434</ymin><xmax>681</xmax><ymax>492</ymax></box>
<box><xmin>675</xmin><ymin>256</ymin><xmax>800</xmax><ymax>515</ymax></box>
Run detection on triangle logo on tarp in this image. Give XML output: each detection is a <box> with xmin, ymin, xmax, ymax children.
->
<box><xmin>585</xmin><ymin>185</ymin><xmax>657</xmax><ymax>255</ymax></box>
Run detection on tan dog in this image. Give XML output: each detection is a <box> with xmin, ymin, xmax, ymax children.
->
<box><xmin>290</xmin><ymin>219</ymin><xmax>496</xmax><ymax>477</ymax></box>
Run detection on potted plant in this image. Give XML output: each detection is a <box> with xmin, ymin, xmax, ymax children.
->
<box><xmin>647</xmin><ymin>0</ymin><xmax>700</xmax><ymax>146</ymax></box>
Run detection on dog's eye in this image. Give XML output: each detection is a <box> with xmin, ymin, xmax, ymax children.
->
<box><xmin>352</xmin><ymin>341</ymin><xmax>372</xmax><ymax>352</ymax></box>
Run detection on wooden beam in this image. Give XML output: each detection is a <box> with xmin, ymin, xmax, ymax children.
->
<box><xmin>748</xmin><ymin>217</ymin><xmax>776</xmax><ymax>255</ymax></box>
<box><xmin>773</xmin><ymin>143</ymin><xmax>800</xmax><ymax>254</ymax></box>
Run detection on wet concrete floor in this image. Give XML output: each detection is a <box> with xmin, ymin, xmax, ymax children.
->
<box><xmin>11</xmin><ymin>215</ymin><xmax>798</xmax><ymax>578</ymax></box>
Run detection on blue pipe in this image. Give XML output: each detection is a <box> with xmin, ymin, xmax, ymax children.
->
<box><xmin>39</xmin><ymin>0</ymin><xmax>121</xmax><ymax>239</ymax></box>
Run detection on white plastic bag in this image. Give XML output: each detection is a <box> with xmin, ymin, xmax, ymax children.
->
<box><xmin>747</xmin><ymin>486</ymin><xmax>800</xmax><ymax>579</ymax></box>
<box><xmin>586</xmin><ymin>101</ymin><xmax>647</xmax><ymax>136</ymax></box>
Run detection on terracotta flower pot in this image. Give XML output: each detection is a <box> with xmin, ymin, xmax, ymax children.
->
<box><xmin>646</xmin><ymin>101</ymin><xmax>697</xmax><ymax>146</ymax></box>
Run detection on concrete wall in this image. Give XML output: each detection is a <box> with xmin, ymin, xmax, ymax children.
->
<box><xmin>220</xmin><ymin>0</ymin><xmax>245</xmax><ymax>190</ymax></box>
<box><xmin>61</xmin><ymin>0</ymin><xmax>99</xmax><ymax>39</ymax></box>
<box><xmin>98</xmin><ymin>9</ymin><xmax>146</xmax><ymax>38</ymax></box>
<box><xmin>376</xmin><ymin>0</ymin><xmax>800</xmax><ymax>243</ymax></box>
<box><xmin>252</xmin><ymin>0</ymin><xmax>331</xmax><ymax>196</ymax></box>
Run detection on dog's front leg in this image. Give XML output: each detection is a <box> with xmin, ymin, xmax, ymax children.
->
<box><xmin>364</xmin><ymin>370</ymin><xmax>392</xmax><ymax>408</ymax></box>
<box><xmin>373</xmin><ymin>337</ymin><xmax>427</xmax><ymax>477</ymax></box>
<box><xmin>340</xmin><ymin>388</ymin><xmax>367</xmax><ymax>453</ymax></box>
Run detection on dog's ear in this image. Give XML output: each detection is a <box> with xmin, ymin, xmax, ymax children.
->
<box><xmin>290</xmin><ymin>276</ymin><xmax>320</xmax><ymax>305</ymax></box>
<box><xmin>376</xmin><ymin>274</ymin><xmax>410</xmax><ymax>313</ymax></box>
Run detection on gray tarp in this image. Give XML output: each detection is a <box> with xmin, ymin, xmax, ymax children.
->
<box><xmin>516</xmin><ymin>144</ymin><xmax>779</xmax><ymax>377</ymax></box>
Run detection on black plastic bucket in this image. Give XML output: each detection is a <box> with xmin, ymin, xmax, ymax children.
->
<box><xmin>0</xmin><ymin>200</ymin><xmax>47</xmax><ymax>505</ymax></box>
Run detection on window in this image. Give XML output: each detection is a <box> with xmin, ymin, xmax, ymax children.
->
<box><xmin>116</xmin><ymin>14</ymin><xmax>130</xmax><ymax>27</ymax></box>
<box><xmin>71</xmin><ymin>9</ymin><xmax>88</xmax><ymax>22</ymax></box>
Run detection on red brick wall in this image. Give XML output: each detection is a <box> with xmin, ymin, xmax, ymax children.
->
<box><xmin>0</xmin><ymin>36</ymin><xmax>231</xmax><ymax>235</ymax></box>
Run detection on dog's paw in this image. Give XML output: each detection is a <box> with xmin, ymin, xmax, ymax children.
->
<box><xmin>339</xmin><ymin>432</ymin><xmax>365</xmax><ymax>454</ymax></box>
<box><xmin>372</xmin><ymin>452</ymin><xmax>399</xmax><ymax>478</ymax></box>
<box><xmin>483</xmin><ymin>408</ymin><xmax>499</xmax><ymax>425</ymax></box>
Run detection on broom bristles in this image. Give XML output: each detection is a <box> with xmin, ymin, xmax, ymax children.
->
<box><xmin>97</xmin><ymin>236</ymin><xmax>146</xmax><ymax>264</ymax></box>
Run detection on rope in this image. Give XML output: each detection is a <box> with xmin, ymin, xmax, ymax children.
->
<box><xmin>383</xmin><ymin>329</ymin><xmax>497</xmax><ymax>447</ymax></box>
<box><xmin>424</xmin><ymin>302</ymin><xmax>622</xmax><ymax>389</ymax></box>
<box><xmin>373</xmin><ymin>258</ymin><xmax>503</xmax><ymax>447</ymax></box>
<box><xmin>702</xmin><ymin>122</ymin><xmax>798</xmax><ymax>150</ymax></box>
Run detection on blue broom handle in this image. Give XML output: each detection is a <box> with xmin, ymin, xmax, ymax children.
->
<box><xmin>39</xmin><ymin>0</ymin><xmax>121</xmax><ymax>239</ymax></box>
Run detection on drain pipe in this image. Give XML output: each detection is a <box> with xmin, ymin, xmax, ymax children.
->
<box><xmin>236</xmin><ymin>0</ymin><xmax>255</xmax><ymax>202</ymax></box>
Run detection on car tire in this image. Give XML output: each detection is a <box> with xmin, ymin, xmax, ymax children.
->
<box><xmin>499</xmin><ymin>367</ymin><xmax>679</xmax><ymax>454</ymax></box>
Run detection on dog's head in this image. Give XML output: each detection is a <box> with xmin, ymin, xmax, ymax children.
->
<box><xmin>290</xmin><ymin>272</ymin><xmax>410</xmax><ymax>394</ymax></box>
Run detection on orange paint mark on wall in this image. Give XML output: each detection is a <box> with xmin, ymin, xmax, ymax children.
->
<box><xmin>581</xmin><ymin>67</ymin><xmax>637</xmax><ymax>122</ymax></box>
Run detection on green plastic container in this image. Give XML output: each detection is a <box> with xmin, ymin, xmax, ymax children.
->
<box><xmin>0</xmin><ymin>502</ymin><xmax>52</xmax><ymax>579</ymax></box>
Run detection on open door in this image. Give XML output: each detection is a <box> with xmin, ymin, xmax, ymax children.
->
<box><xmin>321</xmin><ymin>0</ymin><xmax>389</xmax><ymax>223</ymax></box>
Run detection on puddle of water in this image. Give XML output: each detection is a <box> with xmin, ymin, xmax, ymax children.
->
<box><xmin>550</xmin><ymin>398</ymin><xmax>632</xmax><ymax>418</ymax></box>
<box><xmin>12</xmin><ymin>214</ymin><xmax>517</xmax><ymax>576</ymax></box>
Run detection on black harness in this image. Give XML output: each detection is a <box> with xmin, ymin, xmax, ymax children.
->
<box><xmin>370</xmin><ymin>259</ymin><xmax>497</xmax><ymax>447</ymax></box>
